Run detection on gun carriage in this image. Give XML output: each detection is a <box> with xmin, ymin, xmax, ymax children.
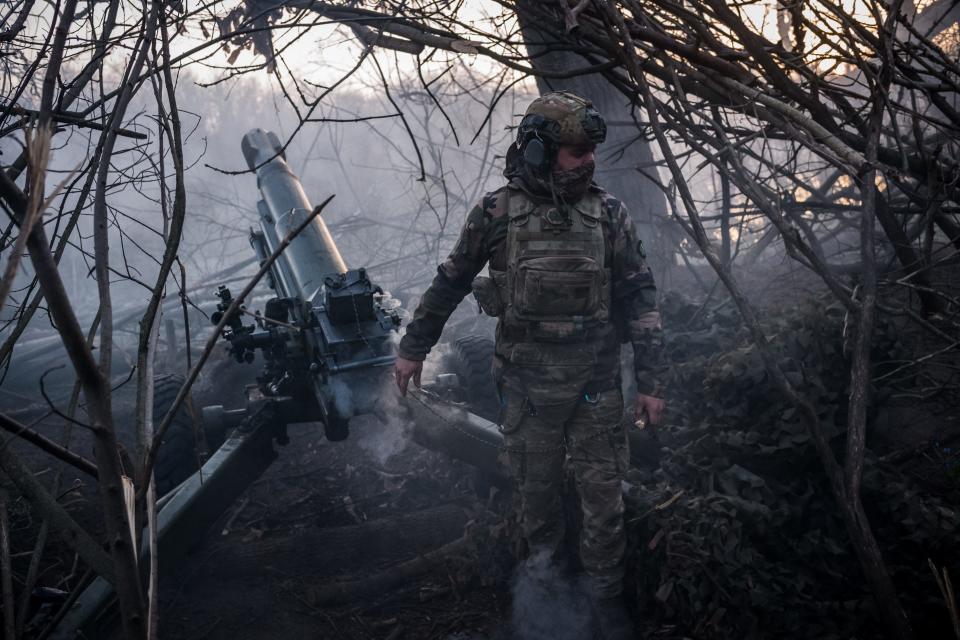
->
<box><xmin>202</xmin><ymin>128</ymin><xmax>401</xmax><ymax>444</ymax></box>
<box><xmin>52</xmin><ymin>130</ymin><xmax>505</xmax><ymax>638</ymax></box>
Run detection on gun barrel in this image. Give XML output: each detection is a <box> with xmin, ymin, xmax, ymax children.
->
<box><xmin>241</xmin><ymin>129</ymin><xmax>347</xmax><ymax>299</ymax></box>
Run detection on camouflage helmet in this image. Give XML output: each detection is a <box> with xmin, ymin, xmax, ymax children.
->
<box><xmin>515</xmin><ymin>91</ymin><xmax>607</xmax><ymax>171</ymax></box>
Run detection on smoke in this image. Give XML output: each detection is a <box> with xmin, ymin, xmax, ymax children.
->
<box><xmin>327</xmin><ymin>376</ymin><xmax>356</xmax><ymax>417</ymax></box>
<box><xmin>330</xmin><ymin>296</ymin><xmax>461</xmax><ymax>465</ymax></box>
<box><xmin>0</xmin><ymin>62</ymin><xmax>531</xmax><ymax>349</ymax></box>
<box><xmin>354</xmin><ymin>379</ymin><xmax>412</xmax><ymax>465</ymax></box>
<box><xmin>353</xmin><ymin>368</ymin><xmax>413</xmax><ymax>465</ymax></box>
<box><xmin>420</xmin><ymin>340</ymin><xmax>453</xmax><ymax>382</ymax></box>
<box><xmin>509</xmin><ymin>548</ymin><xmax>594</xmax><ymax>640</ymax></box>
<box><xmin>354</xmin><ymin>412</ymin><xmax>410</xmax><ymax>465</ymax></box>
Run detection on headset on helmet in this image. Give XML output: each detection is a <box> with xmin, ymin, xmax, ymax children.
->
<box><xmin>515</xmin><ymin>93</ymin><xmax>607</xmax><ymax>173</ymax></box>
<box><xmin>516</xmin><ymin>113</ymin><xmax>562</xmax><ymax>173</ymax></box>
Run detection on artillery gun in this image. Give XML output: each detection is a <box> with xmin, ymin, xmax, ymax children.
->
<box><xmin>202</xmin><ymin>129</ymin><xmax>401</xmax><ymax>444</ymax></box>
<box><xmin>51</xmin><ymin>130</ymin><xmax>505</xmax><ymax>638</ymax></box>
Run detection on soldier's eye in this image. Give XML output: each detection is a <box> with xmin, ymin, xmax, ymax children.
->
<box><xmin>572</xmin><ymin>145</ymin><xmax>595</xmax><ymax>158</ymax></box>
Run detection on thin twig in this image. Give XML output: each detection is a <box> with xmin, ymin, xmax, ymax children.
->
<box><xmin>0</xmin><ymin>413</ymin><xmax>98</xmax><ymax>478</ymax></box>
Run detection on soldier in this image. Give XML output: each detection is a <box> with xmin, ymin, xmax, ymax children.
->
<box><xmin>394</xmin><ymin>91</ymin><xmax>666</xmax><ymax>639</ymax></box>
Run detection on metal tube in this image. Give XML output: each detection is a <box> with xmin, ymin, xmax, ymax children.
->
<box><xmin>241</xmin><ymin>129</ymin><xmax>347</xmax><ymax>300</ymax></box>
<box><xmin>327</xmin><ymin>355</ymin><xmax>397</xmax><ymax>373</ymax></box>
<box><xmin>51</xmin><ymin>420</ymin><xmax>280</xmax><ymax>639</ymax></box>
<box><xmin>253</xmin><ymin>202</ymin><xmax>297</xmax><ymax>299</ymax></box>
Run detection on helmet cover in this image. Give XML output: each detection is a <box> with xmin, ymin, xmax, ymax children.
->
<box><xmin>523</xmin><ymin>91</ymin><xmax>607</xmax><ymax>147</ymax></box>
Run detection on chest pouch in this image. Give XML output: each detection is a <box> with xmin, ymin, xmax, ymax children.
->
<box><xmin>514</xmin><ymin>255</ymin><xmax>604</xmax><ymax>320</ymax></box>
<box><xmin>505</xmin><ymin>193</ymin><xmax>610</xmax><ymax>339</ymax></box>
<box><xmin>471</xmin><ymin>275</ymin><xmax>504</xmax><ymax>317</ymax></box>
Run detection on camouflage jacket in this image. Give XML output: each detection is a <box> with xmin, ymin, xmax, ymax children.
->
<box><xmin>398</xmin><ymin>180</ymin><xmax>666</xmax><ymax>398</ymax></box>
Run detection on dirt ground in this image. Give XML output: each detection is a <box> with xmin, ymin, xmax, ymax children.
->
<box><xmin>2</xmin><ymin>363</ymin><xmax>523</xmax><ymax>640</ymax></box>
<box><xmin>155</xmin><ymin>416</ymin><xmax>511</xmax><ymax>640</ymax></box>
<box><xmin>3</xmin><ymin>266</ymin><xmax>959</xmax><ymax>639</ymax></box>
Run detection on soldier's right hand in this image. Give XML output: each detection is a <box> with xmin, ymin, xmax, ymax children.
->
<box><xmin>395</xmin><ymin>356</ymin><xmax>423</xmax><ymax>396</ymax></box>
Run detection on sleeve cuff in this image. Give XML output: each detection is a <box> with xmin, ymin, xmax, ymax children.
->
<box><xmin>635</xmin><ymin>377</ymin><xmax>666</xmax><ymax>398</ymax></box>
<box><xmin>397</xmin><ymin>347</ymin><xmax>427</xmax><ymax>362</ymax></box>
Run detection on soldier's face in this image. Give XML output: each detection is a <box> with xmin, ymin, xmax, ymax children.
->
<box><xmin>554</xmin><ymin>143</ymin><xmax>596</xmax><ymax>172</ymax></box>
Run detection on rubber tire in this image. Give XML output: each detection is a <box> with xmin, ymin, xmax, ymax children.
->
<box><xmin>153</xmin><ymin>374</ymin><xmax>199</xmax><ymax>496</ymax></box>
<box><xmin>453</xmin><ymin>335</ymin><xmax>500</xmax><ymax>423</ymax></box>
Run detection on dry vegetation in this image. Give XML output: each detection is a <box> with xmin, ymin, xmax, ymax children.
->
<box><xmin>0</xmin><ymin>1</ymin><xmax>958</xmax><ymax>638</ymax></box>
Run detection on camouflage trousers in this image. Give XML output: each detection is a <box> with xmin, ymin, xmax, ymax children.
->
<box><xmin>501</xmin><ymin>386</ymin><xmax>629</xmax><ymax>599</ymax></box>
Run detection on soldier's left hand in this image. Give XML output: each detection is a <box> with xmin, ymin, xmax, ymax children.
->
<box><xmin>635</xmin><ymin>393</ymin><xmax>665</xmax><ymax>426</ymax></box>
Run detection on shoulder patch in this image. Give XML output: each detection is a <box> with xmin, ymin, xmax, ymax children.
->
<box><xmin>602</xmin><ymin>195</ymin><xmax>622</xmax><ymax>219</ymax></box>
<box><xmin>483</xmin><ymin>186</ymin><xmax>510</xmax><ymax>219</ymax></box>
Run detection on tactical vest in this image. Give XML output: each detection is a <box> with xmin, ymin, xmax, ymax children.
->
<box><xmin>476</xmin><ymin>188</ymin><xmax>611</xmax><ymax>343</ymax></box>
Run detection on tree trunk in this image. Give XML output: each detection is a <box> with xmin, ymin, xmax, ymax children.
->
<box><xmin>514</xmin><ymin>0</ymin><xmax>674</xmax><ymax>279</ymax></box>
<box><xmin>0</xmin><ymin>491</ymin><xmax>15</xmax><ymax>640</ymax></box>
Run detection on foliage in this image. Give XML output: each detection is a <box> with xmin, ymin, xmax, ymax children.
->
<box><xmin>621</xmin><ymin>293</ymin><xmax>960</xmax><ymax>638</ymax></box>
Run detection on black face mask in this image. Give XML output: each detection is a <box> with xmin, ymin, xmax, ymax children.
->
<box><xmin>549</xmin><ymin>161</ymin><xmax>595</xmax><ymax>202</ymax></box>
<box><xmin>521</xmin><ymin>160</ymin><xmax>595</xmax><ymax>204</ymax></box>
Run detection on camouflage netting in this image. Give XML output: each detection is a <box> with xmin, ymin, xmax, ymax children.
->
<box><xmin>621</xmin><ymin>292</ymin><xmax>960</xmax><ymax>639</ymax></box>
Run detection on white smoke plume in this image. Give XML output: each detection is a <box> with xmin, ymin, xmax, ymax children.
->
<box><xmin>510</xmin><ymin>548</ymin><xmax>594</xmax><ymax>640</ymax></box>
<box><xmin>354</xmin><ymin>376</ymin><xmax>412</xmax><ymax>465</ymax></box>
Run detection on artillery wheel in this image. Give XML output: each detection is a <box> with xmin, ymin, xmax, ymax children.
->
<box><xmin>453</xmin><ymin>334</ymin><xmax>500</xmax><ymax>423</ymax></box>
<box><xmin>153</xmin><ymin>374</ymin><xmax>200</xmax><ymax>496</ymax></box>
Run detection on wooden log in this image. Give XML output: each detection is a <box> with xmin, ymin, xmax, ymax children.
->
<box><xmin>304</xmin><ymin>535</ymin><xmax>472</xmax><ymax>606</ymax></box>
<box><xmin>210</xmin><ymin>503</ymin><xmax>468</xmax><ymax>580</ymax></box>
